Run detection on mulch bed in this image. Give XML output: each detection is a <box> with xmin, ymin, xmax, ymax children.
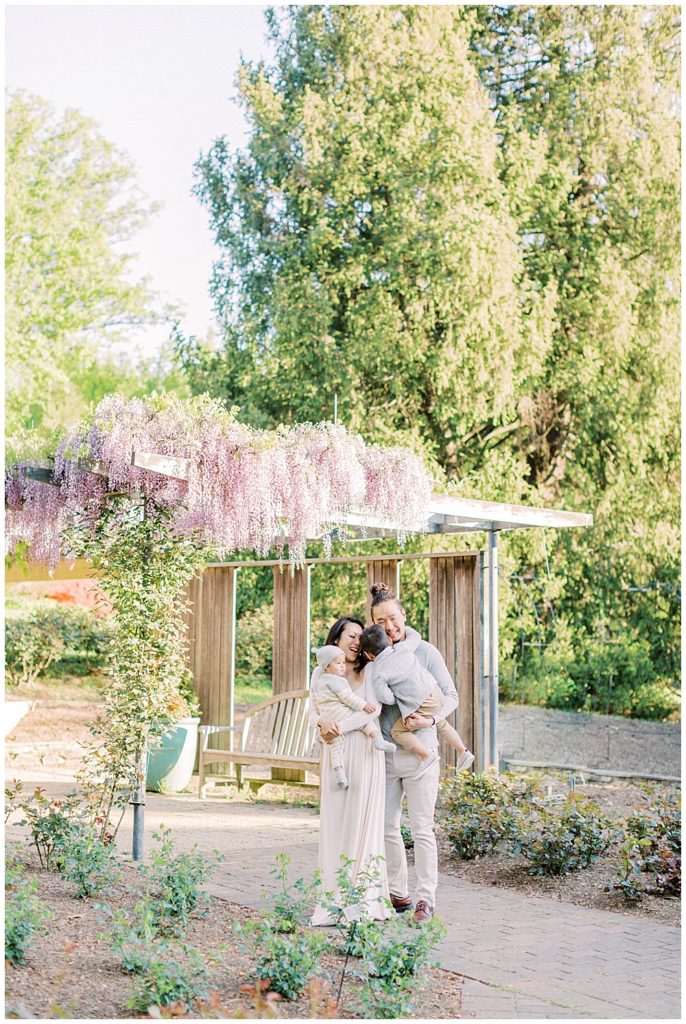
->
<box><xmin>434</xmin><ymin>773</ymin><xmax>681</xmax><ymax>928</ymax></box>
<box><xmin>5</xmin><ymin>855</ymin><xmax>462</xmax><ymax>1020</ymax></box>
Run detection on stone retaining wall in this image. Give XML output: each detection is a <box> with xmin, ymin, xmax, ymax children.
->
<box><xmin>498</xmin><ymin>704</ymin><xmax>680</xmax><ymax>778</ymax></box>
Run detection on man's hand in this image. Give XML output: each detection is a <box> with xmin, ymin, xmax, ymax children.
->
<box><xmin>362</xmin><ymin>702</ymin><xmax>376</xmax><ymax>714</ymax></box>
<box><xmin>403</xmin><ymin>712</ymin><xmax>435</xmax><ymax>732</ymax></box>
<box><xmin>318</xmin><ymin>718</ymin><xmax>341</xmax><ymax>743</ymax></box>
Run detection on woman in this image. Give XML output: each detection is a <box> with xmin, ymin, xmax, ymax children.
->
<box><xmin>309</xmin><ymin>616</ymin><xmax>391</xmax><ymax>925</ymax></box>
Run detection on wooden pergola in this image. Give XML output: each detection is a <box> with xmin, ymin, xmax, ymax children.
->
<box><xmin>186</xmin><ymin>496</ymin><xmax>592</xmax><ymax>772</ymax></box>
<box><xmin>11</xmin><ymin>454</ymin><xmax>592</xmax><ymax>772</ymax></box>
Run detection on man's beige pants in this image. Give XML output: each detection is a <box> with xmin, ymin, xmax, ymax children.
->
<box><xmin>384</xmin><ymin>746</ymin><xmax>440</xmax><ymax>906</ymax></box>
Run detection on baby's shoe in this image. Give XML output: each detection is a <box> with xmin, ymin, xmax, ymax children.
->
<box><xmin>373</xmin><ymin>737</ymin><xmax>396</xmax><ymax>753</ymax></box>
<box><xmin>334</xmin><ymin>767</ymin><xmax>350</xmax><ymax>789</ymax></box>
<box><xmin>456</xmin><ymin>750</ymin><xmax>475</xmax><ymax>773</ymax></box>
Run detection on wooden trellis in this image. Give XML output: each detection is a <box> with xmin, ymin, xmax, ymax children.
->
<box><xmin>13</xmin><ymin>452</ymin><xmax>593</xmax><ymax>788</ymax></box>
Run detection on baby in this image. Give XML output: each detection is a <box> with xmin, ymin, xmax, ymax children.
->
<box><xmin>310</xmin><ymin>644</ymin><xmax>396</xmax><ymax>789</ymax></box>
<box><xmin>360</xmin><ymin>625</ymin><xmax>475</xmax><ymax>771</ymax></box>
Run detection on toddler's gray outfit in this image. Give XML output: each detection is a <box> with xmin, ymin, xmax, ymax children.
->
<box><xmin>373</xmin><ymin>643</ymin><xmax>464</xmax><ymax>756</ymax></box>
<box><xmin>372</xmin><ymin>645</ymin><xmax>438</xmax><ymax>719</ymax></box>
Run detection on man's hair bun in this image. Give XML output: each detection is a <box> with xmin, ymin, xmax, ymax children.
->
<box><xmin>370</xmin><ymin>581</ymin><xmax>391</xmax><ymax>597</ymax></box>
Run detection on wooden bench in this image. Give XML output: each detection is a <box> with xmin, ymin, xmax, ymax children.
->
<box><xmin>198</xmin><ymin>688</ymin><xmax>320</xmax><ymax>798</ymax></box>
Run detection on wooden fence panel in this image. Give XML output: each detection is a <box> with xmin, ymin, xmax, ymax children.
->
<box><xmin>186</xmin><ymin>567</ymin><xmax>237</xmax><ymax>767</ymax></box>
<box><xmin>272</xmin><ymin>566</ymin><xmax>311</xmax><ymax>780</ymax></box>
<box><xmin>429</xmin><ymin>553</ymin><xmax>484</xmax><ymax>771</ymax></box>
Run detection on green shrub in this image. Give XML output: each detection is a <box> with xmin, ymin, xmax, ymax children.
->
<box><xmin>320</xmin><ymin>854</ymin><xmax>388</xmax><ymax>956</ymax></box>
<box><xmin>5</xmin><ymin>604</ymin><xmax>112</xmax><ymax>686</ymax></box>
<box><xmin>235</xmin><ymin>919</ymin><xmax>327</xmax><ymax>1001</ymax></box>
<box><xmin>356</xmin><ymin>915</ymin><xmax>447</xmax><ymax>1019</ymax></box>
<box><xmin>99</xmin><ymin>899</ymin><xmax>174</xmax><ymax>975</ymax></box>
<box><xmin>608</xmin><ymin>803</ymin><xmax>681</xmax><ymax>901</ymax></box>
<box><xmin>55</xmin><ymin>825</ymin><xmax>121</xmax><ymax>898</ymax></box>
<box><xmin>5</xmin><ymin>859</ymin><xmax>52</xmax><ymax>966</ymax></box>
<box><xmin>515</xmin><ymin>794</ymin><xmax>612</xmax><ymax>876</ymax></box>
<box><xmin>126</xmin><ymin>946</ymin><xmax>210</xmax><ymax>1014</ymax></box>
<box><xmin>513</xmin><ymin>633</ymin><xmax>680</xmax><ymax>721</ymax></box>
<box><xmin>268</xmin><ymin>852</ymin><xmax>321</xmax><ymax>933</ymax></box>
<box><xmin>235</xmin><ymin>604</ymin><xmax>273</xmax><ymax>682</ymax></box>
<box><xmin>439</xmin><ymin>769</ymin><xmax>534</xmax><ymax>859</ymax></box>
<box><xmin>139</xmin><ymin>826</ymin><xmax>223</xmax><ymax>935</ymax></box>
<box><xmin>15</xmin><ymin>787</ymin><xmax>85</xmax><ymax>870</ymax></box>
<box><xmin>5</xmin><ymin>612</ymin><xmax>65</xmax><ymax>686</ymax></box>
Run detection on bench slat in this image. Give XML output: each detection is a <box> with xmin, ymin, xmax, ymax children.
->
<box><xmin>198</xmin><ymin>689</ymin><xmax>321</xmax><ymax>797</ymax></box>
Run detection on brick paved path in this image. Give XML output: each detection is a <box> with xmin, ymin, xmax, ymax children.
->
<box><xmin>116</xmin><ymin>793</ymin><xmax>680</xmax><ymax>1020</ymax></box>
<box><xmin>6</xmin><ymin>778</ymin><xmax>681</xmax><ymax>1019</ymax></box>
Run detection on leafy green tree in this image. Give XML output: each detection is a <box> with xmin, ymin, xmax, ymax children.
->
<box><xmin>468</xmin><ymin>5</ymin><xmax>680</xmax><ymax>701</ymax></box>
<box><xmin>183</xmin><ymin>5</ymin><xmax>679</xmax><ymax>714</ymax></box>
<box><xmin>5</xmin><ymin>89</ymin><xmax>171</xmax><ymax>434</ymax></box>
<box><xmin>188</xmin><ymin>5</ymin><xmax>554</xmax><ymax>478</ymax></box>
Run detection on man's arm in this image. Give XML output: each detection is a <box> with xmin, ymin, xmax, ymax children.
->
<box><xmin>404</xmin><ymin>644</ymin><xmax>458</xmax><ymax>731</ymax></box>
<box><xmin>425</xmin><ymin>646</ymin><xmax>458</xmax><ymax>723</ymax></box>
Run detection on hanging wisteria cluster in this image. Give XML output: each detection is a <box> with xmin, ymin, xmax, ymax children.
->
<box><xmin>5</xmin><ymin>394</ymin><xmax>434</xmax><ymax>568</ymax></box>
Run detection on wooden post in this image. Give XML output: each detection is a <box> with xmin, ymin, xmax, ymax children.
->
<box><xmin>186</xmin><ymin>566</ymin><xmax>237</xmax><ymax>775</ymax></box>
<box><xmin>429</xmin><ymin>552</ymin><xmax>483</xmax><ymax>771</ymax></box>
<box><xmin>365</xmin><ymin>559</ymin><xmax>400</xmax><ymax>624</ymax></box>
<box><xmin>272</xmin><ymin>565</ymin><xmax>311</xmax><ymax>781</ymax></box>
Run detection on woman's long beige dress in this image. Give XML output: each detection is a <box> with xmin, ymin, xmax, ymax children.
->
<box><xmin>310</xmin><ymin>665</ymin><xmax>392</xmax><ymax>926</ymax></box>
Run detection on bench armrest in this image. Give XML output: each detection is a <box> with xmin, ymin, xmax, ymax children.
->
<box><xmin>199</xmin><ymin>724</ymin><xmax>242</xmax><ymax>751</ymax></box>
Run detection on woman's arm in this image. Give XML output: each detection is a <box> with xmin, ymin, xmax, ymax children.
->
<box><xmin>336</xmin><ymin>706</ymin><xmax>380</xmax><ymax>734</ymax></box>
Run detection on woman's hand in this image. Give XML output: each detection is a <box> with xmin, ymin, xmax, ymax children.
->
<box><xmin>362</xmin><ymin>702</ymin><xmax>376</xmax><ymax>714</ymax></box>
<box><xmin>403</xmin><ymin>712</ymin><xmax>435</xmax><ymax>732</ymax></box>
<box><xmin>318</xmin><ymin>717</ymin><xmax>341</xmax><ymax>743</ymax></box>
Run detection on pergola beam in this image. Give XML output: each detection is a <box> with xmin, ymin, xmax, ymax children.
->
<box><xmin>131</xmin><ymin>451</ymin><xmax>191</xmax><ymax>479</ymax></box>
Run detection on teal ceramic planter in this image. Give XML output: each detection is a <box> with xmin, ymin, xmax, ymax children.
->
<box><xmin>146</xmin><ymin>717</ymin><xmax>200</xmax><ymax>794</ymax></box>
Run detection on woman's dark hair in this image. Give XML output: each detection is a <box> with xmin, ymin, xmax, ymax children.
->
<box><xmin>326</xmin><ymin>616</ymin><xmax>365</xmax><ymax>674</ymax></box>
<box><xmin>369</xmin><ymin>581</ymin><xmax>404</xmax><ymax>613</ymax></box>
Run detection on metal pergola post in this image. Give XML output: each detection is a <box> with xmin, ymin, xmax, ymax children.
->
<box><xmin>488</xmin><ymin>530</ymin><xmax>499</xmax><ymax>767</ymax></box>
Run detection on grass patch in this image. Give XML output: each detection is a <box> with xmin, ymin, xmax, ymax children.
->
<box><xmin>9</xmin><ymin>673</ymin><xmax>105</xmax><ymax>702</ymax></box>
<box><xmin>235</xmin><ymin>676</ymin><xmax>272</xmax><ymax>706</ymax></box>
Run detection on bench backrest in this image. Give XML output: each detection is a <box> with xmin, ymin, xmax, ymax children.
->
<box><xmin>243</xmin><ymin>689</ymin><xmax>318</xmax><ymax>759</ymax></box>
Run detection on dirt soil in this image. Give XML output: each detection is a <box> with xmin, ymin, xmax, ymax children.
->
<box><xmin>4</xmin><ymin>856</ymin><xmax>462</xmax><ymax>1020</ymax></box>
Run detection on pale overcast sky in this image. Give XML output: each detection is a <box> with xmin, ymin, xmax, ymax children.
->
<box><xmin>5</xmin><ymin>3</ymin><xmax>274</xmax><ymax>357</ymax></box>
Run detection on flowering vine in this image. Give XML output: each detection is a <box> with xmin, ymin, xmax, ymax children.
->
<box><xmin>6</xmin><ymin>393</ymin><xmax>433</xmax><ymax>567</ymax></box>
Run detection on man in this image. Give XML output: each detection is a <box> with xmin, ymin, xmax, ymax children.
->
<box><xmin>369</xmin><ymin>581</ymin><xmax>458</xmax><ymax>924</ymax></box>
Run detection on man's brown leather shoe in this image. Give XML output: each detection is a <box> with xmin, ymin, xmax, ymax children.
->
<box><xmin>390</xmin><ymin>892</ymin><xmax>413</xmax><ymax>913</ymax></box>
<box><xmin>412</xmin><ymin>900</ymin><xmax>433</xmax><ymax>924</ymax></box>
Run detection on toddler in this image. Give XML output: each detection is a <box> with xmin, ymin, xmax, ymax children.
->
<box><xmin>310</xmin><ymin>644</ymin><xmax>396</xmax><ymax>789</ymax></box>
<box><xmin>360</xmin><ymin>625</ymin><xmax>475</xmax><ymax>771</ymax></box>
